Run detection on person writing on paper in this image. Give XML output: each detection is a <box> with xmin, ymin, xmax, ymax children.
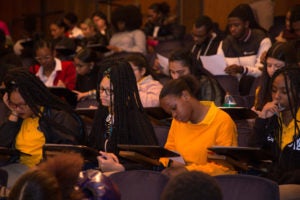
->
<box><xmin>73</xmin><ymin>48</ymin><xmax>100</xmax><ymax>108</ymax></box>
<box><xmin>159</xmin><ymin>75</ymin><xmax>237</xmax><ymax>178</ymax></box>
<box><xmin>217</xmin><ymin>4</ymin><xmax>271</xmax><ymax>95</ymax></box>
<box><xmin>29</xmin><ymin>40</ymin><xmax>76</xmax><ymax>90</ymax></box>
<box><xmin>0</xmin><ymin>68</ymin><xmax>85</xmax><ymax>188</ymax></box>
<box><xmin>125</xmin><ymin>53</ymin><xmax>163</xmax><ymax>108</ymax></box>
<box><xmin>88</xmin><ymin>59</ymin><xmax>158</xmax><ymax>172</ymax></box>
<box><xmin>169</xmin><ymin>50</ymin><xmax>225</xmax><ymax>106</ymax></box>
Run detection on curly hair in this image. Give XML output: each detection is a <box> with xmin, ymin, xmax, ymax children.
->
<box><xmin>111</xmin><ymin>5</ymin><xmax>142</xmax><ymax>31</ymax></box>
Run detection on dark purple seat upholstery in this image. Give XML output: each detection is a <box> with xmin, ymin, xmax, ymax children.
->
<box><xmin>215</xmin><ymin>174</ymin><xmax>279</xmax><ymax>200</ymax></box>
<box><xmin>109</xmin><ymin>170</ymin><xmax>169</xmax><ymax>200</ymax></box>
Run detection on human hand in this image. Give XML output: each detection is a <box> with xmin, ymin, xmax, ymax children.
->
<box><xmin>97</xmin><ymin>151</ymin><xmax>125</xmax><ymax>172</ymax></box>
<box><xmin>224</xmin><ymin>64</ymin><xmax>244</xmax><ymax>75</ymax></box>
<box><xmin>73</xmin><ymin>90</ymin><xmax>88</xmax><ymax>101</ymax></box>
<box><xmin>106</xmin><ymin>45</ymin><xmax>122</xmax><ymax>53</ymax></box>
<box><xmin>57</xmin><ymin>80</ymin><xmax>66</xmax><ymax>88</ymax></box>
<box><xmin>259</xmin><ymin>101</ymin><xmax>281</xmax><ymax>119</ymax></box>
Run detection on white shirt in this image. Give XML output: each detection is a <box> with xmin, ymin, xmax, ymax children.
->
<box><xmin>36</xmin><ymin>58</ymin><xmax>62</xmax><ymax>87</ymax></box>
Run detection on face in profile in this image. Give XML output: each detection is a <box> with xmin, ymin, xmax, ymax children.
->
<box><xmin>9</xmin><ymin>90</ymin><xmax>34</xmax><ymax>119</ymax></box>
<box><xmin>227</xmin><ymin>17</ymin><xmax>248</xmax><ymax>39</ymax></box>
<box><xmin>49</xmin><ymin>24</ymin><xmax>65</xmax><ymax>39</ymax></box>
<box><xmin>266</xmin><ymin>57</ymin><xmax>285</xmax><ymax>77</ymax></box>
<box><xmin>169</xmin><ymin>61</ymin><xmax>191</xmax><ymax>80</ymax></box>
<box><xmin>80</xmin><ymin>23</ymin><xmax>94</xmax><ymax>38</ymax></box>
<box><xmin>271</xmin><ymin>74</ymin><xmax>291</xmax><ymax>111</ymax></box>
<box><xmin>99</xmin><ymin>76</ymin><xmax>113</xmax><ymax>107</ymax></box>
<box><xmin>129</xmin><ymin>62</ymin><xmax>146</xmax><ymax>82</ymax></box>
<box><xmin>160</xmin><ymin>91</ymin><xmax>193</xmax><ymax>122</ymax></box>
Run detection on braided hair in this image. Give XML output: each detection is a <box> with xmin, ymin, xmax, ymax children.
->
<box><xmin>4</xmin><ymin>68</ymin><xmax>85</xmax><ymax>143</ymax></box>
<box><xmin>256</xmin><ymin>42</ymin><xmax>297</xmax><ymax>110</ymax></box>
<box><xmin>270</xmin><ymin>66</ymin><xmax>300</xmax><ymax>172</ymax></box>
<box><xmin>89</xmin><ymin>58</ymin><xmax>157</xmax><ymax>153</ymax></box>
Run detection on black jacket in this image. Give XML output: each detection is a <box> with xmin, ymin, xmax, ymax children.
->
<box><xmin>0</xmin><ymin>107</ymin><xmax>85</xmax><ymax>149</ymax></box>
<box><xmin>249</xmin><ymin>116</ymin><xmax>300</xmax><ymax>184</ymax></box>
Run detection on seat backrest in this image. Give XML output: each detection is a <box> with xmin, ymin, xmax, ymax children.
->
<box><xmin>214</xmin><ymin>75</ymin><xmax>239</xmax><ymax>96</ymax></box>
<box><xmin>109</xmin><ymin>170</ymin><xmax>169</xmax><ymax>200</ymax></box>
<box><xmin>0</xmin><ymin>169</ymin><xmax>8</xmax><ymax>187</ymax></box>
<box><xmin>153</xmin><ymin>125</ymin><xmax>170</xmax><ymax>147</ymax></box>
<box><xmin>215</xmin><ymin>174</ymin><xmax>279</xmax><ymax>200</ymax></box>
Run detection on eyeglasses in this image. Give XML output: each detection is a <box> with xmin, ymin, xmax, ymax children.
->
<box><xmin>35</xmin><ymin>55</ymin><xmax>52</xmax><ymax>62</ymax></box>
<box><xmin>99</xmin><ymin>87</ymin><xmax>113</xmax><ymax>96</ymax></box>
<box><xmin>8</xmin><ymin>101</ymin><xmax>28</xmax><ymax>110</ymax></box>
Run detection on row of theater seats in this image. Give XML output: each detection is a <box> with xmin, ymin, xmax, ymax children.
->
<box><xmin>109</xmin><ymin>170</ymin><xmax>280</xmax><ymax>200</ymax></box>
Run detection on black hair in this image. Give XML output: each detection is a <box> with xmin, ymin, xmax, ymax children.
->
<box><xmin>149</xmin><ymin>2</ymin><xmax>170</xmax><ymax>16</ymax></box>
<box><xmin>125</xmin><ymin>52</ymin><xmax>151</xmax><ymax>77</ymax></box>
<box><xmin>194</xmin><ymin>15</ymin><xmax>213</xmax><ymax>32</ymax></box>
<box><xmin>270</xmin><ymin>67</ymin><xmax>300</xmax><ymax>165</ymax></box>
<box><xmin>91</xmin><ymin>10</ymin><xmax>108</xmax><ymax>24</ymax></box>
<box><xmin>3</xmin><ymin>68</ymin><xmax>85</xmax><ymax>143</ymax></box>
<box><xmin>255</xmin><ymin>42</ymin><xmax>297</xmax><ymax>110</ymax></box>
<box><xmin>34</xmin><ymin>39</ymin><xmax>54</xmax><ymax>53</ymax></box>
<box><xmin>111</xmin><ymin>5</ymin><xmax>142</xmax><ymax>31</ymax></box>
<box><xmin>50</xmin><ymin>18</ymin><xmax>67</xmax><ymax>30</ymax></box>
<box><xmin>159</xmin><ymin>75</ymin><xmax>200</xmax><ymax>99</ymax></box>
<box><xmin>64</xmin><ymin>12</ymin><xmax>78</xmax><ymax>24</ymax></box>
<box><xmin>228</xmin><ymin>3</ymin><xmax>266</xmax><ymax>32</ymax></box>
<box><xmin>74</xmin><ymin>48</ymin><xmax>99</xmax><ymax>63</ymax></box>
<box><xmin>161</xmin><ymin>171</ymin><xmax>222</xmax><ymax>200</ymax></box>
<box><xmin>88</xmin><ymin>58</ymin><xmax>157</xmax><ymax>153</ymax></box>
<box><xmin>290</xmin><ymin>4</ymin><xmax>300</xmax><ymax>23</ymax></box>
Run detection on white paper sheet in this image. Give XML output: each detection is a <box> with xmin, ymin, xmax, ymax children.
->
<box><xmin>156</xmin><ymin>53</ymin><xmax>169</xmax><ymax>76</ymax></box>
<box><xmin>200</xmin><ymin>54</ymin><xmax>227</xmax><ymax>75</ymax></box>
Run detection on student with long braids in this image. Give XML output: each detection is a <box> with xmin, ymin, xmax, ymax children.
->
<box><xmin>249</xmin><ymin>67</ymin><xmax>300</xmax><ymax>184</ymax></box>
<box><xmin>159</xmin><ymin>75</ymin><xmax>237</xmax><ymax>178</ymax></box>
<box><xmin>0</xmin><ymin>68</ymin><xmax>85</xmax><ymax>188</ymax></box>
<box><xmin>88</xmin><ymin>59</ymin><xmax>158</xmax><ymax>172</ymax></box>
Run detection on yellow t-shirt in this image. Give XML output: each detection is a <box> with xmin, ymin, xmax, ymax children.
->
<box><xmin>160</xmin><ymin>101</ymin><xmax>238</xmax><ymax>176</ymax></box>
<box><xmin>15</xmin><ymin>117</ymin><xmax>45</xmax><ymax>167</ymax></box>
<box><xmin>281</xmin><ymin>109</ymin><xmax>300</xmax><ymax>149</ymax></box>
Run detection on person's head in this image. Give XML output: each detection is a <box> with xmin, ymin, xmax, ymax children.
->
<box><xmin>147</xmin><ymin>2</ymin><xmax>170</xmax><ymax>24</ymax></box>
<box><xmin>9</xmin><ymin>153</ymin><xmax>84</xmax><ymax>200</ymax></box>
<box><xmin>161</xmin><ymin>171</ymin><xmax>223</xmax><ymax>200</ymax></box>
<box><xmin>256</xmin><ymin>42</ymin><xmax>297</xmax><ymax>110</ymax></box>
<box><xmin>270</xmin><ymin>66</ymin><xmax>300</xmax><ymax>112</ymax></box>
<box><xmin>289</xmin><ymin>4</ymin><xmax>300</xmax><ymax>37</ymax></box>
<box><xmin>169</xmin><ymin>50</ymin><xmax>202</xmax><ymax>79</ymax></box>
<box><xmin>4</xmin><ymin>68</ymin><xmax>71</xmax><ymax>118</ymax></box>
<box><xmin>34</xmin><ymin>40</ymin><xmax>55</xmax><ymax>69</ymax></box>
<box><xmin>63</xmin><ymin>12</ymin><xmax>79</xmax><ymax>30</ymax></box>
<box><xmin>49</xmin><ymin>19</ymin><xmax>67</xmax><ymax>39</ymax></box>
<box><xmin>111</xmin><ymin>5</ymin><xmax>142</xmax><ymax>32</ymax></box>
<box><xmin>159</xmin><ymin>75</ymin><xmax>200</xmax><ymax>122</ymax></box>
<box><xmin>98</xmin><ymin>58</ymin><xmax>141</xmax><ymax>109</ymax></box>
<box><xmin>227</xmin><ymin>4</ymin><xmax>261</xmax><ymax>39</ymax></box>
<box><xmin>79</xmin><ymin>18</ymin><xmax>97</xmax><ymax>38</ymax></box>
<box><xmin>9</xmin><ymin>170</ymin><xmax>62</xmax><ymax>200</ymax></box>
<box><xmin>91</xmin><ymin>11</ymin><xmax>108</xmax><ymax>31</ymax></box>
<box><xmin>74</xmin><ymin>48</ymin><xmax>97</xmax><ymax>76</ymax></box>
<box><xmin>265</xmin><ymin>43</ymin><xmax>286</xmax><ymax>77</ymax></box>
<box><xmin>125</xmin><ymin>53</ymin><xmax>151</xmax><ymax>82</ymax></box>
<box><xmin>192</xmin><ymin>15</ymin><xmax>214</xmax><ymax>45</ymax></box>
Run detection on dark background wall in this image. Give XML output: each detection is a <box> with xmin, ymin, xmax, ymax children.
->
<box><xmin>0</xmin><ymin>0</ymin><xmax>298</xmax><ymax>41</ymax></box>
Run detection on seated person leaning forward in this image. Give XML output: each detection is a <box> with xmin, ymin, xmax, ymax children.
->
<box><xmin>87</xmin><ymin>59</ymin><xmax>158</xmax><ymax>172</ymax></box>
<box><xmin>159</xmin><ymin>75</ymin><xmax>237</xmax><ymax>178</ymax></box>
<box><xmin>0</xmin><ymin>68</ymin><xmax>84</xmax><ymax>188</ymax></box>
